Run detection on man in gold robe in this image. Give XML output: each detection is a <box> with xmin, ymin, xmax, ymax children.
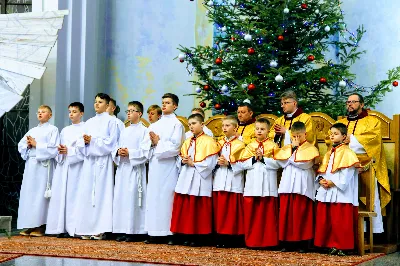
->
<box><xmin>268</xmin><ymin>91</ymin><xmax>316</xmax><ymax>147</ymax></box>
<box><xmin>335</xmin><ymin>93</ymin><xmax>390</xmax><ymax>233</ymax></box>
<box><xmin>236</xmin><ymin>103</ymin><xmax>256</xmax><ymax>145</ymax></box>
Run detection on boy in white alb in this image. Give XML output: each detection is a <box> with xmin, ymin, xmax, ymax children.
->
<box><xmin>213</xmin><ymin>115</ymin><xmax>245</xmax><ymax>248</ymax></box>
<box><xmin>141</xmin><ymin>93</ymin><xmax>185</xmax><ymax>244</ymax></box>
<box><xmin>171</xmin><ymin>113</ymin><xmax>219</xmax><ymax>246</ymax></box>
<box><xmin>185</xmin><ymin>108</ymin><xmax>213</xmax><ymax>139</ymax></box>
<box><xmin>238</xmin><ymin>118</ymin><xmax>280</xmax><ymax>249</ymax></box>
<box><xmin>18</xmin><ymin>105</ymin><xmax>60</xmax><ymax>237</ymax></box>
<box><xmin>147</xmin><ymin>105</ymin><xmax>162</xmax><ymax>124</ymax></box>
<box><xmin>75</xmin><ymin>93</ymin><xmax>119</xmax><ymax>240</ymax></box>
<box><xmin>46</xmin><ymin>102</ymin><xmax>85</xmax><ymax>238</ymax></box>
<box><xmin>274</xmin><ymin>121</ymin><xmax>319</xmax><ymax>253</ymax></box>
<box><xmin>113</xmin><ymin>101</ymin><xmax>148</xmax><ymax>242</ymax></box>
<box><xmin>315</xmin><ymin>123</ymin><xmax>359</xmax><ymax>256</ymax></box>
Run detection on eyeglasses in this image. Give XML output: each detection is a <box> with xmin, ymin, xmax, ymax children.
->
<box><xmin>125</xmin><ymin>110</ymin><xmax>140</xmax><ymax>114</ymax></box>
<box><xmin>281</xmin><ymin>101</ymin><xmax>294</xmax><ymax>106</ymax></box>
<box><xmin>345</xmin><ymin>100</ymin><xmax>360</xmax><ymax>105</ymax></box>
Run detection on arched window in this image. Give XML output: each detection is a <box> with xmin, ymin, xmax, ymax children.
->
<box><xmin>0</xmin><ymin>0</ymin><xmax>32</xmax><ymax>14</ymax></box>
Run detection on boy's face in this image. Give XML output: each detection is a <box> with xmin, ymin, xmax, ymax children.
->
<box><xmin>148</xmin><ymin>109</ymin><xmax>160</xmax><ymax>123</ymax></box>
<box><xmin>106</xmin><ymin>101</ymin><xmax>116</xmax><ymax>115</ymax></box>
<box><xmin>162</xmin><ymin>98</ymin><xmax>177</xmax><ymax>115</ymax></box>
<box><xmin>291</xmin><ymin>131</ymin><xmax>307</xmax><ymax>143</ymax></box>
<box><xmin>37</xmin><ymin>108</ymin><xmax>52</xmax><ymax>123</ymax></box>
<box><xmin>94</xmin><ymin>97</ymin><xmax>109</xmax><ymax>114</ymax></box>
<box><xmin>255</xmin><ymin>122</ymin><xmax>269</xmax><ymax>141</ymax></box>
<box><xmin>188</xmin><ymin>118</ymin><xmax>203</xmax><ymax>136</ymax></box>
<box><xmin>222</xmin><ymin>120</ymin><xmax>237</xmax><ymax>138</ymax></box>
<box><xmin>68</xmin><ymin>106</ymin><xmax>83</xmax><ymax>124</ymax></box>
<box><xmin>330</xmin><ymin>127</ymin><xmax>346</xmax><ymax>144</ymax></box>
<box><xmin>127</xmin><ymin>105</ymin><xmax>142</xmax><ymax>123</ymax></box>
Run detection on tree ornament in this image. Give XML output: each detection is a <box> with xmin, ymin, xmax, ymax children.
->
<box><xmin>221</xmin><ymin>85</ymin><xmax>229</xmax><ymax>92</ymax></box>
<box><xmin>269</xmin><ymin>60</ymin><xmax>278</xmax><ymax>68</ymax></box>
<box><xmin>393</xmin><ymin>81</ymin><xmax>399</xmax><ymax>87</ymax></box>
<box><xmin>195</xmin><ymin>87</ymin><xmax>202</xmax><ymax>93</ymax></box>
<box><xmin>214</xmin><ymin>103</ymin><xmax>222</xmax><ymax>110</ymax></box>
<box><xmin>200</xmin><ymin>102</ymin><xmax>206</xmax><ymax>108</ymax></box>
<box><xmin>244</xmin><ymin>34</ymin><xmax>252</xmax><ymax>41</ymax></box>
<box><xmin>203</xmin><ymin>84</ymin><xmax>210</xmax><ymax>91</ymax></box>
<box><xmin>307</xmin><ymin>55</ymin><xmax>315</xmax><ymax>61</ymax></box>
<box><xmin>179</xmin><ymin>59</ymin><xmax>184</xmax><ymax>63</ymax></box>
<box><xmin>319</xmin><ymin>77</ymin><xmax>327</xmax><ymax>83</ymax></box>
<box><xmin>315</xmin><ymin>9</ymin><xmax>320</xmax><ymax>14</ymax></box>
<box><xmin>207</xmin><ymin>0</ymin><xmax>213</xmax><ymax>6</ymax></box>
<box><xmin>324</xmin><ymin>26</ymin><xmax>331</xmax><ymax>32</ymax></box>
<box><xmin>301</xmin><ymin>3</ymin><xmax>308</xmax><ymax>9</ymax></box>
<box><xmin>221</xmin><ymin>26</ymin><xmax>227</xmax><ymax>32</ymax></box>
<box><xmin>247</xmin><ymin>47</ymin><xmax>255</xmax><ymax>55</ymax></box>
<box><xmin>178</xmin><ymin>53</ymin><xmax>185</xmax><ymax>60</ymax></box>
<box><xmin>241</xmin><ymin>83</ymin><xmax>248</xmax><ymax>89</ymax></box>
<box><xmin>339</xmin><ymin>80</ymin><xmax>347</xmax><ymax>87</ymax></box>
<box><xmin>284</xmin><ymin>8</ymin><xmax>289</xmax><ymax>14</ymax></box>
<box><xmin>231</xmin><ymin>36</ymin><xmax>236</xmax><ymax>41</ymax></box>
<box><xmin>215</xmin><ymin>57</ymin><xmax>223</xmax><ymax>65</ymax></box>
<box><xmin>248</xmin><ymin>83</ymin><xmax>256</xmax><ymax>91</ymax></box>
<box><xmin>205</xmin><ymin>10</ymin><xmax>210</xmax><ymax>15</ymax></box>
<box><xmin>277</xmin><ymin>35</ymin><xmax>284</xmax><ymax>41</ymax></box>
<box><xmin>275</xmin><ymin>74</ymin><xmax>284</xmax><ymax>82</ymax></box>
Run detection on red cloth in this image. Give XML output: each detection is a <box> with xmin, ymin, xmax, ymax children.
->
<box><xmin>279</xmin><ymin>193</ymin><xmax>314</xmax><ymax>241</ymax></box>
<box><xmin>213</xmin><ymin>191</ymin><xmax>244</xmax><ymax>235</ymax></box>
<box><xmin>170</xmin><ymin>193</ymin><xmax>212</xmax><ymax>234</ymax></box>
<box><xmin>314</xmin><ymin>201</ymin><xmax>358</xmax><ymax>250</ymax></box>
<box><xmin>243</xmin><ymin>196</ymin><xmax>279</xmax><ymax>247</ymax></box>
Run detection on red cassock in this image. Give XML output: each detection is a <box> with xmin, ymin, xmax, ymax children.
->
<box><xmin>279</xmin><ymin>193</ymin><xmax>314</xmax><ymax>241</ymax></box>
<box><xmin>314</xmin><ymin>202</ymin><xmax>358</xmax><ymax>250</ymax></box>
<box><xmin>243</xmin><ymin>196</ymin><xmax>279</xmax><ymax>247</ymax></box>
<box><xmin>213</xmin><ymin>191</ymin><xmax>244</xmax><ymax>235</ymax></box>
<box><xmin>170</xmin><ymin>193</ymin><xmax>212</xmax><ymax>234</ymax></box>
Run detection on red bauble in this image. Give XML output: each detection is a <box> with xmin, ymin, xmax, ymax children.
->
<box><xmin>393</xmin><ymin>81</ymin><xmax>399</xmax><ymax>87</ymax></box>
<box><xmin>307</xmin><ymin>55</ymin><xmax>315</xmax><ymax>61</ymax></box>
<box><xmin>179</xmin><ymin>59</ymin><xmax>184</xmax><ymax>63</ymax></box>
<box><xmin>215</xmin><ymin>57</ymin><xmax>223</xmax><ymax>65</ymax></box>
<box><xmin>248</xmin><ymin>83</ymin><xmax>256</xmax><ymax>91</ymax></box>
<box><xmin>277</xmin><ymin>35</ymin><xmax>284</xmax><ymax>41</ymax></box>
<box><xmin>203</xmin><ymin>85</ymin><xmax>210</xmax><ymax>91</ymax></box>
<box><xmin>231</xmin><ymin>36</ymin><xmax>236</xmax><ymax>41</ymax></box>
<box><xmin>200</xmin><ymin>102</ymin><xmax>206</xmax><ymax>108</ymax></box>
<box><xmin>214</xmin><ymin>103</ymin><xmax>222</xmax><ymax>110</ymax></box>
<box><xmin>301</xmin><ymin>3</ymin><xmax>308</xmax><ymax>9</ymax></box>
<box><xmin>247</xmin><ymin>47</ymin><xmax>255</xmax><ymax>55</ymax></box>
<box><xmin>319</xmin><ymin>77</ymin><xmax>327</xmax><ymax>83</ymax></box>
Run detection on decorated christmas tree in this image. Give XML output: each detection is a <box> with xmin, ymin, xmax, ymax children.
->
<box><xmin>178</xmin><ymin>0</ymin><xmax>400</xmax><ymax>117</ymax></box>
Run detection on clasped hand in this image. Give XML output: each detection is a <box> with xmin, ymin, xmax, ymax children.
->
<box><xmin>26</xmin><ymin>136</ymin><xmax>36</xmax><ymax>148</ymax></box>
<box><xmin>58</xmin><ymin>144</ymin><xmax>68</xmax><ymax>154</ymax></box>
<box><xmin>182</xmin><ymin>155</ymin><xmax>194</xmax><ymax>167</ymax></box>
<box><xmin>83</xmin><ymin>134</ymin><xmax>92</xmax><ymax>144</ymax></box>
<box><xmin>217</xmin><ymin>155</ymin><xmax>229</xmax><ymax>166</ymax></box>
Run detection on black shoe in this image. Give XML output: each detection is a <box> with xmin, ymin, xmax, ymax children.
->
<box><xmin>57</xmin><ymin>233</ymin><xmax>68</xmax><ymax>238</ymax></box>
<box><xmin>144</xmin><ymin>236</ymin><xmax>157</xmax><ymax>244</ymax></box>
<box><xmin>125</xmin><ymin>235</ymin><xmax>136</xmax><ymax>242</ymax></box>
<box><xmin>216</xmin><ymin>243</ymin><xmax>226</xmax><ymax>248</ymax></box>
<box><xmin>329</xmin><ymin>247</ymin><xmax>338</xmax><ymax>255</ymax></box>
<box><xmin>183</xmin><ymin>241</ymin><xmax>190</xmax><ymax>246</ymax></box>
<box><xmin>116</xmin><ymin>235</ymin><xmax>127</xmax><ymax>242</ymax></box>
<box><xmin>299</xmin><ymin>248</ymin><xmax>308</xmax><ymax>253</ymax></box>
<box><xmin>189</xmin><ymin>241</ymin><xmax>198</xmax><ymax>247</ymax></box>
<box><xmin>280</xmin><ymin>247</ymin><xmax>289</xmax><ymax>252</ymax></box>
<box><xmin>337</xmin><ymin>250</ymin><xmax>346</xmax><ymax>256</ymax></box>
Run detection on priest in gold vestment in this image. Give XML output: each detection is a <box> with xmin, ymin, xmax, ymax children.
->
<box><xmin>268</xmin><ymin>91</ymin><xmax>316</xmax><ymax>147</ymax></box>
<box><xmin>336</xmin><ymin>93</ymin><xmax>390</xmax><ymax>233</ymax></box>
<box><xmin>236</xmin><ymin>103</ymin><xmax>256</xmax><ymax>145</ymax></box>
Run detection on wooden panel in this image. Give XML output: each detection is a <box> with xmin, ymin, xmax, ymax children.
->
<box><xmin>255</xmin><ymin>113</ymin><xmax>278</xmax><ymax>126</ymax></box>
<box><xmin>310</xmin><ymin>112</ymin><xmax>335</xmax><ymax>142</ymax></box>
<box><xmin>177</xmin><ymin>115</ymin><xmax>189</xmax><ymax>133</ymax></box>
<box><xmin>205</xmin><ymin>115</ymin><xmax>225</xmax><ymax>139</ymax></box>
<box><xmin>124</xmin><ymin>118</ymin><xmax>150</xmax><ymax>128</ymax></box>
<box><xmin>368</xmin><ymin>111</ymin><xmax>392</xmax><ymax>140</ymax></box>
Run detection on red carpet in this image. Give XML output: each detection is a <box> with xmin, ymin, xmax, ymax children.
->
<box><xmin>0</xmin><ymin>236</ymin><xmax>384</xmax><ymax>265</ymax></box>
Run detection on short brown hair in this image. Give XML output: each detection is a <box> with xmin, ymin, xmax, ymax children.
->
<box><xmin>191</xmin><ymin>107</ymin><xmax>205</xmax><ymax>117</ymax></box>
<box><xmin>331</xmin><ymin>123</ymin><xmax>348</xmax><ymax>136</ymax></box>
<box><xmin>291</xmin><ymin>121</ymin><xmax>306</xmax><ymax>133</ymax></box>
<box><xmin>222</xmin><ymin>115</ymin><xmax>238</xmax><ymax>127</ymax></box>
<box><xmin>39</xmin><ymin>105</ymin><xmax>52</xmax><ymax>114</ymax></box>
<box><xmin>256</xmin><ymin>117</ymin><xmax>271</xmax><ymax>128</ymax></box>
<box><xmin>188</xmin><ymin>113</ymin><xmax>204</xmax><ymax>123</ymax></box>
<box><xmin>281</xmin><ymin>90</ymin><xmax>298</xmax><ymax>102</ymax></box>
<box><xmin>147</xmin><ymin>105</ymin><xmax>162</xmax><ymax>115</ymax></box>
<box><xmin>128</xmin><ymin>101</ymin><xmax>144</xmax><ymax>114</ymax></box>
<box><xmin>162</xmin><ymin>93</ymin><xmax>179</xmax><ymax>106</ymax></box>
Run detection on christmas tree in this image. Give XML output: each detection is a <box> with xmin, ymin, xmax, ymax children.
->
<box><xmin>178</xmin><ymin>0</ymin><xmax>400</xmax><ymax>117</ymax></box>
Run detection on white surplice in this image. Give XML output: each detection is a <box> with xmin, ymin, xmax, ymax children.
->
<box><xmin>112</xmin><ymin>115</ymin><xmax>125</xmax><ymax>140</ymax></box>
<box><xmin>315</xmin><ymin>152</ymin><xmax>359</xmax><ymax>206</ymax></box>
<box><xmin>175</xmin><ymin>140</ymin><xmax>217</xmax><ymax>197</ymax></box>
<box><xmin>141</xmin><ymin>113</ymin><xmax>185</xmax><ymax>236</ymax></box>
<box><xmin>185</xmin><ymin>126</ymin><xmax>213</xmax><ymax>139</ymax></box>
<box><xmin>237</xmin><ymin>157</ymin><xmax>280</xmax><ymax>197</ymax></box>
<box><xmin>17</xmin><ymin>122</ymin><xmax>60</xmax><ymax>229</ymax></box>
<box><xmin>112</xmin><ymin>122</ymin><xmax>148</xmax><ymax>234</ymax></box>
<box><xmin>277</xmin><ymin>153</ymin><xmax>316</xmax><ymax>200</ymax></box>
<box><xmin>45</xmin><ymin>122</ymin><xmax>85</xmax><ymax>235</ymax></box>
<box><xmin>349</xmin><ymin>134</ymin><xmax>384</xmax><ymax>233</ymax></box>
<box><xmin>213</xmin><ymin>141</ymin><xmax>244</xmax><ymax>194</ymax></box>
<box><xmin>74</xmin><ymin>112</ymin><xmax>118</xmax><ymax>235</ymax></box>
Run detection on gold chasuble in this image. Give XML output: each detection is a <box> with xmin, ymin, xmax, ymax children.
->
<box><xmin>180</xmin><ymin>133</ymin><xmax>219</xmax><ymax>162</ymax></box>
<box><xmin>268</xmin><ymin>108</ymin><xmax>317</xmax><ymax>147</ymax></box>
<box><xmin>318</xmin><ymin>144</ymin><xmax>360</xmax><ymax>174</ymax></box>
<box><xmin>274</xmin><ymin>141</ymin><xmax>319</xmax><ymax>162</ymax></box>
<box><xmin>217</xmin><ymin>137</ymin><xmax>245</xmax><ymax>163</ymax></box>
<box><xmin>237</xmin><ymin>119</ymin><xmax>256</xmax><ymax>145</ymax></box>
<box><xmin>337</xmin><ymin>110</ymin><xmax>391</xmax><ymax>211</ymax></box>
<box><xmin>240</xmin><ymin>138</ymin><xmax>277</xmax><ymax>160</ymax></box>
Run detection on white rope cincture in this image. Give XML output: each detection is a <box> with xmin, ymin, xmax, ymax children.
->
<box><xmin>42</xmin><ymin>159</ymin><xmax>52</xmax><ymax>199</ymax></box>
